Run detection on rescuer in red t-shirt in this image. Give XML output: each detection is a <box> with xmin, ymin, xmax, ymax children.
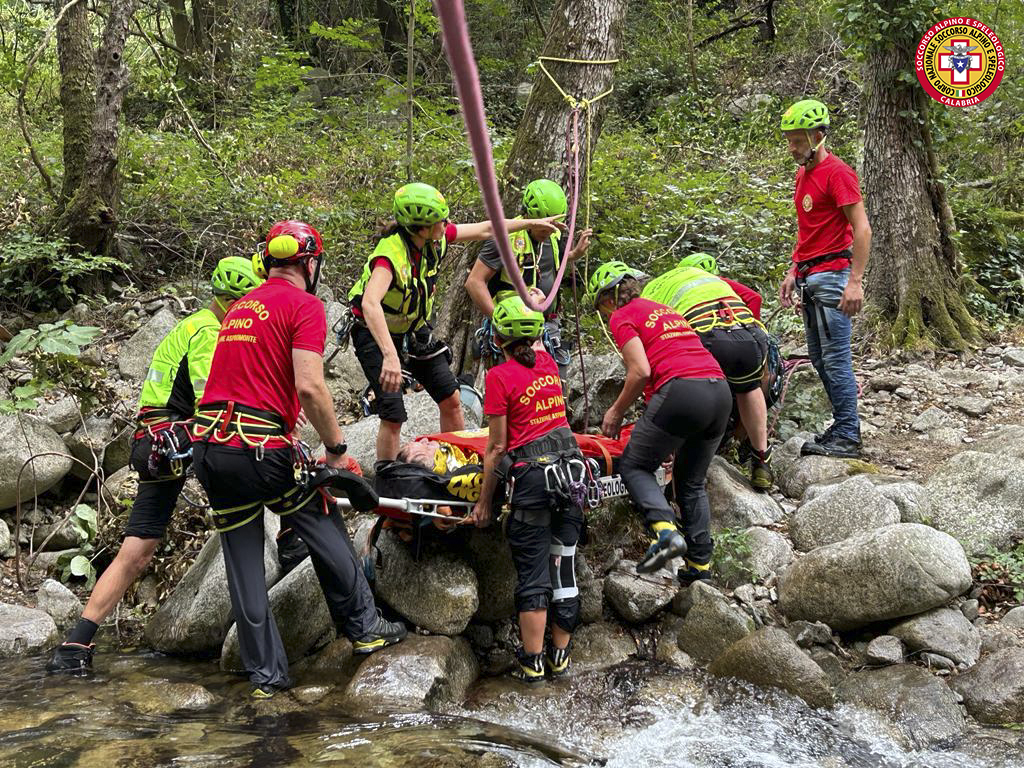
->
<box><xmin>471</xmin><ymin>295</ymin><xmax>587</xmax><ymax>685</ymax></box>
<box><xmin>777</xmin><ymin>99</ymin><xmax>872</xmax><ymax>459</ymax></box>
<box><xmin>190</xmin><ymin>220</ymin><xmax>406</xmax><ymax>699</ymax></box>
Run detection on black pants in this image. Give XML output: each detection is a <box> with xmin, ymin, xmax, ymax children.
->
<box><xmin>618</xmin><ymin>377</ymin><xmax>731</xmax><ymax>565</ymax></box>
<box><xmin>192</xmin><ymin>443</ymin><xmax>377</xmax><ymax>687</ymax></box>
<box><xmin>123</xmin><ymin>426</ymin><xmax>191</xmax><ymax>539</ymax></box>
<box><xmin>506</xmin><ymin>464</ymin><xmax>583</xmax><ymax>633</ymax></box>
<box><xmin>698</xmin><ymin>325</ymin><xmax>769</xmax><ymax>394</ymax></box>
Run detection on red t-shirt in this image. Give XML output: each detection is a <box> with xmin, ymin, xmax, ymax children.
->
<box><xmin>201</xmin><ymin>278</ymin><xmax>326</xmax><ymax>431</ymax></box>
<box><xmin>484</xmin><ymin>350</ymin><xmax>569</xmax><ymax>452</ymax></box>
<box><xmin>791</xmin><ymin>152</ymin><xmax>862</xmax><ymax>276</ymax></box>
<box><xmin>722</xmin><ymin>277</ymin><xmax>762</xmax><ymax>320</ymax></box>
<box><xmin>610</xmin><ymin>298</ymin><xmax>723</xmax><ymax>402</ymax></box>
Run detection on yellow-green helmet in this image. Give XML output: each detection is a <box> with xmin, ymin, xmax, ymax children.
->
<box><xmin>523</xmin><ymin>179</ymin><xmax>567</xmax><ymax>218</ymax></box>
<box><xmin>492</xmin><ymin>296</ymin><xmax>545</xmax><ymax>341</ymax></box>
<box><xmin>780</xmin><ymin>99</ymin><xmax>830</xmax><ymax>132</ymax></box>
<box><xmin>677</xmin><ymin>252</ymin><xmax>719</xmax><ymax>275</ymax></box>
<box><xmin>393</xmin><ymin>182</ymin><xmax>450</xmax><ymax>229</ymax></box>
<box><xmin>587</xmin><ymin>260</ymin><xmax>645</xmax><ymax>307</ymax></box>
<box><xmin>211</xmin><ymin>256</ymin><xmax>265</xmax><ymax>298</ymax></box>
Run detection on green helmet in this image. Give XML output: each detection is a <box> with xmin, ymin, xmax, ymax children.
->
<box><xmin>587</xmin><ymin>260</ymin><xmax>644</xmax><ymax>306</ymax></box>
<box><xmin>780</xmin><ymin>99</ymin><xmax>830</xmax><ymax>132</ymax></box>
<box><xmin>492</xmin><ymin>295</ymin><xmax>545</xmax><ymax>341</ymax></box>
<box><xmin>393</xmin><ymin>182</ymin><xmax>450</xmax><ymax>229</ymax></box>
<box><xmin>677</xmin><ymin>252</ymin><xmax>719</xmax><ymax>275</ymax></box>
<box><xmin>211</xmin><ymin>256</ymin><xmax>264</xmax><ymax>298</ymax></box>
<box><xmin>523</xmin><ymin>179</ymin><xmax>568</xmax><ymax>219</ymax></box>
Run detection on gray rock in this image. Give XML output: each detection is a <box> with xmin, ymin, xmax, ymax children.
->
<box><xmin>579</xmin><ymin>576</ymin><xmax>604</xmax><ymax>624</ymax></box>
<box><xmin>927</xmin><ymin>427</ymin><xmax>965</xmax><ymax>447</ymax></box>
<box><xmin>920</xmin><ymin>652</ymin><xmax>956</xmax><ymax>672</ymax></box>
<box><xmin>950</xmin><ymin>648</ymin><xmax>1024</xmax><ymax>724</ymax></box>
<box><xmin>342</xmin><ymin>635</ymin><xmax>477</xmax><ymax>712</ymax></box>
<box><xmin>876</xmin><ymin>481</ymin><xmax>932</xmax><ymax>524</ymax></box>
<box><xmin>894</xmin><ymin>386</ymin><xmax>915</xmax><ymax>400</ymax></box>
<box><xmin>298</xmin><ymin>637</ymin><xmax>358</xmax><ymax>685</ymax></box>
<box><xmin>725</xmin><ymin>92</ymin><xmax>773</xmax><ymax>116</ymax></box>
<box><xmin>1003</xmin><ymin>348</ymin><xmax>1024</xmax><ymax>367</ymax></box>
<box><xmin>655</xmin><ymin>613</ymin><xmax>695</xmax><ymax>668</ymax></box>
<box><xmin>790</xmin><ymin>476</ymin><xmax>900</xmax><ymax>551</ymax></box>
<box><xmin>374</xmin><ymin>529</ymin><xmax>478</xmax><ymax>635</ymax></box>
<box><xmin>0</xmin><ymin>518</ymin><xmax>12</xmax><ymax>558</ymax></box>
<box><xmin>925</xmin><ymin>450</ymin><xmax>1024</xmax><ymax>554</ymax></box>
<box><xmin>972</xmin><ymin>425</ymin><xmax>1024</xmax><ymax>460</ymax></box>
<box><xmin>1001</xmin><ymin>606</ymin><xmax>1024</xmax><ymax>629</ymax></box>
<box><xmin>120</xmin><ymin>681</ymin><xmax>219</xmax><ymax>714</ymax></box>
<box><xmin>101</xmin><ymin>422</ymin><xmax>133</xmax><ymax>476</ymax></box>
<box><xmin>981</xmin><ymin>625</ymin><xmax>1024</xmax><ymax>655</ymax></box>
<box><xmin>809</xmin><ymin>647</ymin><xmax>847</xmax><ymax>687</ymax></box>
<box><xmin>572</xmin><ymin>621</ymin><xmax>635</xmax><ymax>672</ymax></box>
<box><xmin>866</xmin><ymin>635</ymin><xmax>905</xmax><ymax>665</ymax></box>
<box><xmin>465</xmin><ymin>527</ymin><xmax>516</xmax><ymax>622</ymax></box>
<box><xmin>952</xmin><ymin>395</ymin><xmax>993</xmax><ymax>417</ymax></box>
<box><xmin>912</xmin><ymin>407</ymin><xmax>949</xmax><ymax>433</ymax></box>
<box><xmin>34</xmin><ymin>396</ymin><xmax>80</xmax><ymax>433</ymax></box>
<box><xmin>326</xmin><ymin>346</ymin><xmax>368</xmax><ymax>405</ymax></box>
<box><xmin>64</xmin><ymin>416</ymin><xmax>114</xmax><ymax>480</ymax></box>
<box><xmin>938</xmin><ymin>366</ymin><xmax>999</xmax><ymax>392</ymax></box>
<box><xmin>119</xmin><ymin>308</ymin><xmax>177</xmax><ymax>380</ymax></box>
<box><xmin>776</xmin><ymin>456</ymin><xmax>852</xmax><ymax>500</ymax></box>
<box><xmin>889</xmin><ymin>607</ymin><xmax>981</xmax><ymax>667</ymax></box>
<box><xmin>706</xmin><ymin>457</ymin><xmax>783</xmax><ymax>529</ymax></box>
<box><xmin>32</xmin><ymin>519</ymin><xmax>85</xmax><ymax>552</ymax></box>
<box><xmin>710</xmin><ymin>627</ymin><xmax>834</xmax><ymax>708</ymax></box>
<box><xmin>221</xmin><ymin>558</ymin><xmax>333</xmax><ymax>672</ymax></box>
<box><xmin>743</xmin><ymin>526</ymin><xmax>794</xmax><ymax>580</ymax></box>
<box><xmin>604</xmin><ymin>563</ymin><xmax>678</xmax><ymax>623</ymax></box>
<box><xmin>868</xmin><ymin>373</ymin><xmax>901</xmax><ymax>392</ymax></box>
<box><xmin>960</xmin><ymin>599</ymin><xmax>980</xmax><ymax>622</ymax></box>
<box><xmin>778</xmin><ymin>524</ymin><xmax>972</xmax><ymax>630</ymax></box>
<box><xmin>0</xmin><ymin>603</ymin><xmax>59</xmax><ymax>657</ymax></box>
<box><xmin>145</xmin><ymin>514</ymin><xmax>281</xmax><ymax>654</ymax></box>
<box><xmin>35</xmin><ymin>578</ymin><xmax>82</xmax><ymax>630</ymax></box>
<box><xmin>0</xmin><ymin>415</ymin><xmax>73</xmax><ymax>510</ymax></box>
<box><xmin>787</xmin><ymin>620</ymin><xmax>833</xmax><ymax>648</ymax></box>
<box><xmin>676</xmin><ymin>581</ymin><xmax>754</xmax><ymax>664</ymax></box>
<box><xmin>837</xmin><ymin>666</ymin><xmax>965</xmax><ymax>748</ymax></box>
<box><xmin>565</xmin><ymin>353</ymin><xmax>625</xmax><ymax>432</ymax></box>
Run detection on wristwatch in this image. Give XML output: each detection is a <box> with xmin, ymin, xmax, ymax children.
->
<box><xmin>325</xmin><ymin>442</ymin><xmax>348</xmax><ymax>456</ymax></box>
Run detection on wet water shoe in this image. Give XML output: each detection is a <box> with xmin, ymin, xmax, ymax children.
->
<box><xmin>45</xmin><ymin>643</ymin><xmax>94</xmax><ymax>676</ymax></box>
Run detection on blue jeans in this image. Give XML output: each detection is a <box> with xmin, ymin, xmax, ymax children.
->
<box><xmin>798</xmin><ymin>267</ymin><xmax>860</xmax><ymax>441</ymax></box>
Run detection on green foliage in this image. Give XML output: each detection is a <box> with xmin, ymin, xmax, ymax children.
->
<box><xmin>309</xmin><ymin>19</ymin><xmax>379</xmax><ymax>52</ymax></box>
<box><xmin>0</xmin><ymin>320</ymin><xmax>104</xmax><ymax>412</ymax></box>
<box><xmin>956</xmin><ymin>203</ymin><xmax>1024</xmax><ymax>319</ymax></box>
<box><xmin>972</xmin><ymin>542</ymin><xmax>1024</xmax><ymax>605</ymax></box>
<box><xmin>56</xmin><ymin>504</ymin><xmax>99</xmax><ymax>589</ymax></box>
<box><xmin>711</xmin><ymin>527</ymin><xmax>755</xmax><ymax>587</ymax></box>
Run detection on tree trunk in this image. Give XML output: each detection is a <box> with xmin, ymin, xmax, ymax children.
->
<box><xmin>433</xmin><ymin>0</ymin><xmax>629</xmax><ymax>371</ymax></box>
<box><xmin>55</xmin><ymin>0</ymin><xmax>95</xmax><ymax>210</ymax></box>
<box><xmin>860</xmin><ymin>4</ymin><xmax>980</xmax><ymax>351</ymax></box>
<box><xmin>55</xmin><ymin>0</ymin><xmax>137</xmax><ymax>257</ymax></box>
<box><xmin>376</xmin><ymin>0</ymin><xmax>407</xmax><ymax>72</ymax></box>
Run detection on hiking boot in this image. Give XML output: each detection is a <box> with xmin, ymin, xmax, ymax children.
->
<box><xmin>812</xmin><ymin>424</ymin><xmax>836</xmax><ymax>444</ymax></box>
<box><xmin>45</xmin><ymin>643</ymin><xmax>94</xmax><ymax>676</ymax></box>
<box><xmin>750</xmin><ymin>448</ymin><xmax>774</xmax><ymax>492</ymax></box>
<box><xmin>511</xmin><ymin>649</ymin><xmax>546</xmax><ymax>685</ymax></box>
<box><xmin>250</xmin><ymin>684</ymin><xmax>278</xmax><ymax>700</ymax></box>
<box><xmin>353</xmin><ymin>613</ymin><xmax>407</xmax><ymax>655</ymax></box>
<box><xmin>678</xmin><ymin>564</ymin><xmax>713</xmax><ymax>587</ymax></box>
<box><xmin>801</xmin><ymin>432</ymin><xmax>861</xmax><ymax>459</ymax></box>
<box><xmin>546</xmin><ymin>643</ymin><xmax>571</xmax><ymax>680</ymax></box>
<box><xmin>637</xmin><ymin>528</ymin><xmax>687</xmax><ymax>574</ymax></box>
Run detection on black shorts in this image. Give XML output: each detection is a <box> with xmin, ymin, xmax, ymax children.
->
<box><xmin>123</xmin><ymin>425</ymin><xmax>191</xmax><ymax>539</ymax></box>
<box><xmin>699</xmin><ymin>325</ymin><xmax>769</xmax><ymax>393</ymax></box>
<box><xmin>351</xmin><ymin>324</ymin><xmax>459</xmax><ymax>424</ymax></box>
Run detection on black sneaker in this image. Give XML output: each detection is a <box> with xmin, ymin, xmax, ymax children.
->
<box><xmin>511</xmin><ymin>649</ymin><xmax>546</xmax><ymax>685</ymax></box>
<box><xmin>637</xmin><ymin>529</ymin><xmax>687</xmax><ymax>574</ymax></box>
<box><xmin>353</xmin><ymin>613</ymin><xmax>407</xmax><ymax>655</ymax></box>
<box><xmin>801</xmin><ymin>433</ymin><xmax>861</xmax><ymax>459</ymax></box>
<box><xmin>750</xmin><ymin>448</ymin><xmax>774</xmax><ymax>492</ymax></box>
<box><xmin>45</xmin><ymin>642</ymin><xmax>94</xmax><ymax>676</ymax></box>
<box><xmin>813</xmin><ymin>424</ymin><xmax>836</xmax><ymax>445</ymax></box>
<box><xmin>546</xmin><ymin>643</ymin><xmax>571</xmax><ymax>679</ymax></box>
<box><xmin>677</xmin><ymin>565</ymin><xmax>713</xmax><ymax>587</ymax></box>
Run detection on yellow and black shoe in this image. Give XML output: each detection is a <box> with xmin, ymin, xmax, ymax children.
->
<box><xmin>750</xmin><ymin>447</ymin><xmax>774</xmax><ymax>493</ymax></box>
<box><xmin>637</xmin><ymin>523</ymin><xmax>687</xmax><ymax>574</ymax></box>
<box><xmin>511</xmin><ymin>649</ymin><xmax>546</xmax><ymax>685</ymax></box>
<box><xmin>546</xmin><ymin>643</ymin><xmax>571</xmax><ymax>680</ymax></box>
<box><xmin>353</xmin><ymin>613</ymin><xmax>408</xmax><ymax>655</ymax></box>
<box><xmin>250</xmin><ymin>683</ymin><xmax>279</xmax><ymax>700</ymax></box>
<box><xmin>677</xmin><ymin>559</ymin><xmax>713</xmax><ymax>587</ymax></box>
<box><xmin>45</xmin><ymin>642</ymin><xmax>94</xmax><ymax>676</ymax></box>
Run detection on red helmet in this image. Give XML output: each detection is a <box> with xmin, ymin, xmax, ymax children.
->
<box><xmin>264</xmin><ymin>220</ymin><xmax>323</xmax><ymax>262</ymax></box>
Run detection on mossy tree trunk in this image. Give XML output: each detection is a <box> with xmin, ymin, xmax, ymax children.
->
<box><xmin>433</xmin><ymin>0</ymin><xmax>628</xmax><ymax>372</ymax></box>
<box><xmin>860</xmin><ymin>0</ymin><xmax>980</xmax><ymax>350</ymax></box>
<box><xmin>55</xmin><ymin>0</ymin><xmax>95</xmax><ymax>214</ymax></box>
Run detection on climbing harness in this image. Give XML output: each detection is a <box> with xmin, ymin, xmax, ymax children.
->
<box><xmin>191</xmin><ymin>401</ymin><xmax>291</xmax><ymax>462</ymax></box>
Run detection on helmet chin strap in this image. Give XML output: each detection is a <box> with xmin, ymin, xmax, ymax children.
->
<box><xmin>214</xmin><ymin>295</ymin><xmax>230</xmax><ymax>314</ymax></box>
<box><xmin>304</xmin><ymin>254</ymin><xmax>324</xmax><ymax>295</ymax></box>
<box><xmin>801</xmin><ymin>129</ymin><xmax>826</xmax><ymax>166</ymax></box>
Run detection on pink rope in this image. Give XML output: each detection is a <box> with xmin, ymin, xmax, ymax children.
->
<box><xmin>433</xmin><ymin>0</ymin><xmax>578</xmax><ymax>314</ymax></box>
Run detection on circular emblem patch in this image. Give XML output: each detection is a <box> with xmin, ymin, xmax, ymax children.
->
<box><xmin>916</xmin><ymin>18</ymin><xmax>1004</xmax><ymax>107</ymax></box>
<box><xmin>802</xmin><ymin>194</ymin><xmax>813</xmax><ymax>212</ymax></box>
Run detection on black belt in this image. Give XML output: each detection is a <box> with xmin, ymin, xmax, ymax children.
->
<box><xmin>794</xmin><ymin>249</ymin><xmax>851</xmax><ymax>278</ymax></box>
<box><xmin>509</xmin><ymin>427</ymin><xmax>578</xmax><ymax>462</ymax></box>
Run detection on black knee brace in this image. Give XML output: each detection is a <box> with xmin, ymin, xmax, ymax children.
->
<box><xmin>549</xmin><ymin>537</ymin><xmax>580</xmax><ymax>633</ymax></box>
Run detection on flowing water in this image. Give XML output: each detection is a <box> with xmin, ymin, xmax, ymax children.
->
<box><xmin>1</xmin><ymin>650</ymin><xmax>1021</xmax><ymax>767</ymax></box>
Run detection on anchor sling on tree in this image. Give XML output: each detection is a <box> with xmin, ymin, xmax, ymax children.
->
<box><xmin>189</xmin><ymin>221</ymin><xmax>406</xmax><ymax>699</ymax></box>
<box><xmin>465</xmin><ymin>179</ymin><xmax>592</xmax><ymax>380</ymax></box>
<box><xmin>777</xmin><ymin>99</ymin><xmax>872</xmax><ymax>460</ymax></box>
<box><xmin>590</xmin><ymin>261</ymin><xmax>731</xmax><ymax>584</ymax></box>
<box><xmin>347</xmin><ymin>182</ymin><xmax>563</xmax><ymax>461</ymax></box>
<box><xmin>47</xmin><ymin>258</ymin><xmax>265</xmax><ymax>676</ymax></box>
<box><xmin>470</xmin><ymin>296</ymin><xmax>588</xmax><ymax>684</ymax></box>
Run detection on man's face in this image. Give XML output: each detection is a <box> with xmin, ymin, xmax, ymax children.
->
<box><xmin>784</xmin><ymin>130</ymin><xmax>816</xmax><ymax>163</ymax></box>
<box><xmin>400</xmin><ymin>440</ymin><xmax>439</xmax><ymax>468</ymax></box>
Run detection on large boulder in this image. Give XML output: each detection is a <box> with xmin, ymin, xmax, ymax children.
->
<box><xmin>604</xmin><ymin>562</ymin><xmax>678</xmax><ymax>623</ymax></box>
<box><xmin>34</xmin><ymin>396</ymin><xmax>80</xmax><ymax>433</ymax></box>
<box><xmin>675</xmin><ymin>581</ymin><xmax>754</xmax><ymax>664</ymax></box>
<box><xmin>0</xmin><ymin>603</ymin><xmax>59</xmax><ymax>657</ymax></box>
<box><xmin>706</xmin><ymin>457</ymin><xmax>783</xmax><ymax>529</ymax></box>
<box><xmin>876</xmin><ymin>481</ymin><xmax>932</xmax><ymax>524</ymax></box>
<box><xmin>743</xmin><ymin>526</ymin><xmax>794</xmax><ymax>580</ymax></box>
<box><xmin>972</xmin><ymin>425</ymin><xmax>1024</xmax><ymax>460</ymax></box>
<box><xmin>950</xmin><ymin>648</ymin><xmax>1024</xmax><ymax>724</ymax></box>
<box><xmin>342</xmin><ymin>635</ymin><xmax>477</xmax><ymax>712</ymax></box>
<box><xmin>64</xmin><ymin>416</ymin><xmax>114</xmax><ymax>480</ymax></box>
<box><xmin>709</xmin><ymin>628</ymin><xmax>834</xmax><ymax>708</ymax></box>
<box><xmin>145</xmin><ymin>514</ymin><xmax>281</xmax><ymax>654</ymax></box>
<box><xmin>778</xmin><ymin>524</ymin><xmax>972</xmax><ymax>630</ymax></box>
<box><xmin>925</xmin><ymin>450</ymin><xmax>1024</xmax><ymax>554</ymax></box>
<box><xmin>565</xmin><ymin>353</ymin><xmax>625</xmax><ymax>432</ymax></box>
<box><xmin>0</xmin><ymin>414</ymin><xmax>73</xmax><ymax>510</ymax></box>
<box><xmin>117</xmin><ymin>681</ymin><xmax>219</xmax><ymax>714</ymax></box>
<box><xmin>118</xmin><ymin>308</ymin><xmax>176</xmax><ymax>380</ymax></box>
<box><xmin>0</xmin><ymin>518</ymin><xmax>13</xmax><ymax>558</ymax></box>
<box><xmin>837</xmin><ymin>666</ymin><xmax>966</xmax><ymax>748</ymax></box>
<box><xmin>35</xmin><ymin>578</ymin><xmax>82</xmax><ymax>630</ymax></box>
<box><xmin>465</xmin><ymin>527</ymin><xmax>517</xmax><ymax>622</ymax></box>
<box><xmin>221</xmin><ymin>558</ymin><xmax>334</xmax><ymax>672</ymax></box>
<box><xmin>572</xmin><ymin>621</ymin><xmax>636</xmax><ymax>672</ymax></box>
<box><xmin>776</xmin><ymin>455</ymin><xmax>852</xmax><ymax>500</ymax></box>
<box><xmin>789</xmin><ymin>477</ymin><xmax>900</xmax><ymax>551</ymax></box>
<box><xmin>889</xmin><ymin>607</ymin><xmax>981</xmax><ymax>667</ymax></box>
<box><xmin>374</xmin><ymin>529</ymin><xmax>478</xmax><ymax>635</ymax></box>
